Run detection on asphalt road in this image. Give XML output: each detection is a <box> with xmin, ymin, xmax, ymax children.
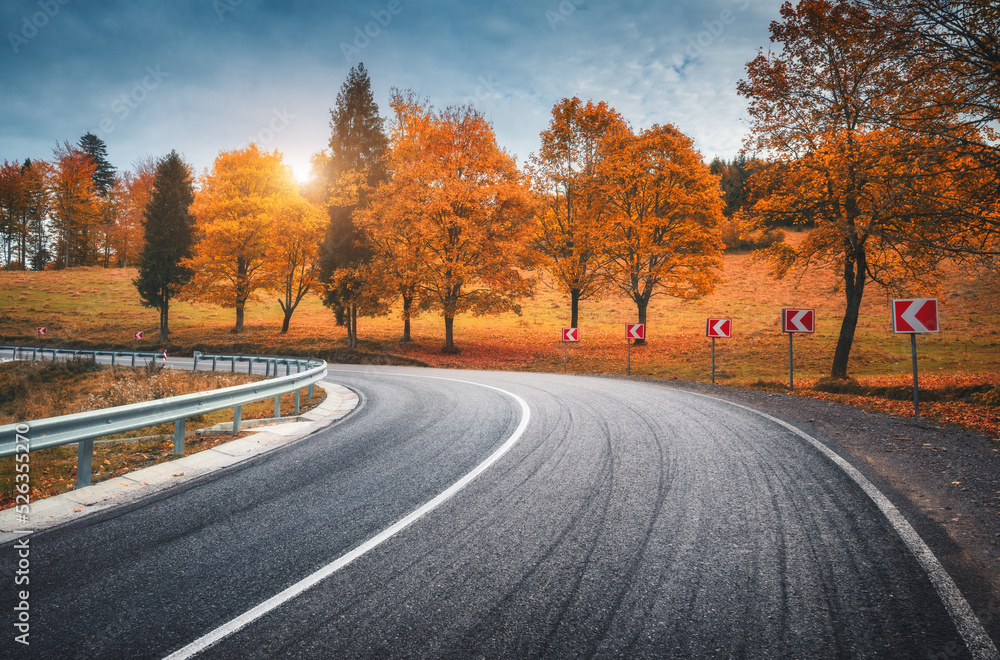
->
<box><xmin>2</xmin><ymin>366</ymin><xmax>994</xmax><ymax>659</ymax></box>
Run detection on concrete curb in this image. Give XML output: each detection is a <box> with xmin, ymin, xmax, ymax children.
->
<box><xmin>0</xmin><ymin>381</ymin><xmax>359</xmax><ymax>543</ymax></box>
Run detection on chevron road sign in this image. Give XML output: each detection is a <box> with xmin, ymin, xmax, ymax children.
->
<box><xmin>781</xmin><ymin>308</ymin><xmax>814</xmax><ymax>390</ymax></box>
<box><xmin>706</xmin><ymin>318</ymin><xmax>732</xmax><ymax>339</ymax></box>
<box><xmin>625</xmin><ymin>323</ymin><xmax>645</xmax><ymax>340</ymax></box>
<box><xmin>706</xmin><ymin>318</ymin><xmax>732</xmax><ymax>385</ymax></box>
<box><xmin>892</xmin><ymin>298</ymin><xmax>939</xmax><ymax>334</ymax></box>
<box><xmin>892</xmin><ymin>298</ymin><xmax>940</xmax><ymax>418</ymax></box>
<box><xmin>562</xmin><ymin>328</ymin><xmax>579</xmax><ymax>342</ymax></box>
<box><xmin>782</xmin><ymin>308</ymin><xmax>815</xmax><ymax>333</ymax></box>
<box><xmin>133</xmin><ymin>331</ymin><xmax>144</xmax><ymax>340</ymax></box>
<box><xmin>36</xmin><ymin>327</ymin><xmax>46</xmax><ymax>335</ymax></box>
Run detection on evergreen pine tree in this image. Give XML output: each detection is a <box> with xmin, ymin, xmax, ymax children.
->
<box><xmin>78</xmin><ymin>132</ymin><xmax>117</xmax><ymax>196</ymax></box>
<box><xmin>133</xmin><ymin>151</ymin><xmax>195</xmax><ymax>342</ymax></box>
<box><xmin>317</xmin><ymin>62</ymin><xmax>389</xmax><ymax>349</ymax></box>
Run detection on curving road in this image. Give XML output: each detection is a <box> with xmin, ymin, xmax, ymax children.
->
<box><xmin>2</xmin><ymin>367</ymin><xmax>995</xmax><ymax>659</ymax></box>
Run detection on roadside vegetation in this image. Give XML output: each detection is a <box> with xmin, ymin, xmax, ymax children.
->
<box><xmin>0</xmin><ymin>358</ymin><xmax>321</xmax><ymax>506</ymax></box>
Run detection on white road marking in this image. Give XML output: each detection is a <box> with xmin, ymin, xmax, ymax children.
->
<box><xmin>686</xmin><ymin>390</ymin><xmax>999</xmax><ymax>660</ymax></box>
<box><xmin>163</xmin><ymin>373</ymin><xmax>530</xmax><ymax>660</ymax></box>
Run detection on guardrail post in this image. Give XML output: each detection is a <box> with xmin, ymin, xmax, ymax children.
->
<box><xmin>233</xmin><ymin>405</ymin><xmax>242</xmax><ymax>433</ymax></box>
<box><xmin>211</xmin><ymin>356</ymin><xmax>218</xmax><ymax>371</ymax></box>
<box><xmin>307</xmin><ymin>383</ymin><xmax>314</xmax><ymax>402</ymax></box>
<box><xmin>31</xmin><ymin>348</ymin><xmax>38</xmax><ymax>360</ymax></box>
<box><xmin>285</xmin><ymin>361</ymin><xmax>291</xmax><ymax>376</ymax></box>
<box><xmin>247</xmin><ymin>358</ymin><xmax>253</xmax><ymax>374</ymax></box>
<box><xmin>264</xmin><ymin>360</ymin><xmax>271</xmax><ymax>378</ymax></box>
<box><xmin>193</xmin><ymin>351</ymin><xmax>200</xmax><ymax>369</ymax></box>
<box><xmin>231</xmin><ymin>357</ymin><xmax>236</xmax><ymax>373</ymax></box>
<box><xmin>76</xmin><ymin>439</ymin><xmax>94</xmax><ymax>488</ymax></box>
<box><xmin>294</xmin><ymin>388</ymin><xmax>301</xmax><ymax>415</ymax></box>
<box><xmin>111</xmin><ymin>352</ymin><xmax>117</xmax><ymax>366</ymax></box>
<box><xmin>274</xmin><ymin>395</ymin><xmax>281</xmax><ymax>418</ymax></box>
<box><xmin>174</xmin><ymin>419</ymin><xmax>185</xmax><ymax>454</ymax></box>
<box><xmin>131</xmin><ymin>352</ymin><xmax>136</xmax><ymax>367</ymax></box>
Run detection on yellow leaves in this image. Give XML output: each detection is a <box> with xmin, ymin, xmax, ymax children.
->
<box><xmin>183</xmin><ymin>145</ymin><xmax>320</xmax><ymax>327</ymax></box>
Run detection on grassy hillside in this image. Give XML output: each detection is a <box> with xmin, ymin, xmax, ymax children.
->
<box><xmin>2</xmin><ymin>231</ymin><xmax>997</xmax><ymax>383</ymax></box>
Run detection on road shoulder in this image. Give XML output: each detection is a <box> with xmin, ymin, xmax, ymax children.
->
<box><xmin>0</xmin><ymin>381</ymin><xmax>359</xmax><ymax>543</ymax></box>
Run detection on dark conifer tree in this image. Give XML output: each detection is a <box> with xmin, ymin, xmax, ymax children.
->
<box><xmin>78</xmin><ymin>132</ymin><xmax>117</xmax><ymax>196</ymax></box>
<box><xmin>317</xmin><ymin>62</ymin><xmax>389</xmax><ymax>349</ymax></box>
<box><xmin>133</xmin><ymin>151</ymin><xmax>195</xmax><ymax>342</ymax></box>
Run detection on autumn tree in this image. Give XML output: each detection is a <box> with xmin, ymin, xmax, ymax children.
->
<box><xmin>114</xmin><ymin>157</ymin><xmax>157</xmax><ymax>268</ymax></box>
<box><xmin>49</xmin><ymin>142</ymin><xmax>100</xmax><ymax>268</ymax></box>
<box><xmin>270</xmin><ymin>195</ymin><xmax>326</xmax><ymax>333</ymax></box>
<box><xmin>184</xmin><ymin>145</ymin><xmax>295</xmax><ymax>333</ymax></box>
<box><xmin>358</xmin><ymin>95</ymin><xmax>535</xmax><ymax>353</ymax></box>
<box><xmin>20</xmin><ymin>159</ymin><xmax>51</xmax><ymax>269</ymax></box>
<box><xmin>0</xmin><ymin>160</ymin><xmax>28</xmax><ymax>268</ymax></box>
<box><xmin>855</xmin><ymin>0</ymin><xmax>1000</xmax><ymax>261</ymax></box>
<box><xmin>738</xmin><ymin>0</ymin><xmax>976</xmax><ymax>379</ymax></box>
<box><xmin>352</xmin><ymin>90</ymin><xmax>433</xmax><ymax>344</ymax></box>
<box><xmin>599</xmin><ymin>123</ymin><xmax>725</xmax><ymax>344</ymax></box>
<box><xmin>316</xmin><ymin>63</ymin><xmax>390</xmax><ymax>349</ymax></box>
<box><xmin>133</xmin><ymin>151</ymin><xmax>196</xmax><ymax>342</ymax></box>
<box><xmin>528</xmin><ymin>98</ymin><xmax>625</xmax><ymax>328</ymax></box>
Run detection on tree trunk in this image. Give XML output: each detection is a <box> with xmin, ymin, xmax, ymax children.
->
<box><xmin>280</xmin><ymin>309</ymin><xmax>292</xmax><ymax>334</ymax></box>
<box><xmin>159</xmin><ymin>298</ymin><xmax>169</xmax><ymax>342</ymax></box>
<box><xmin>235</xmin><ymin>304</ymin><xmax>245</xmax><ymax>333</ymax></box>
<box><xmin>400</xmin><ymin>294</ymin><xmax>413</xmax><ymax>343</ymax></box>
<box><xmin>443</xmin><ymin>314</ymin><xmax>458</xmax><ymax>354</ymax></box>
<box><xmin>831</xmin><ymin>247</ymin><xmax>867</xmax><ymax>379</ymax></box>
<box><xmin>634</xmin><ymin>295</ymin><xmax>649</xmax><ymax>347</ymax></box>
<box><xmin>570</xmin><ymin>288</ymin><xmax>581</xmax><ymax>328</ymax></box>
<box><xmin>350</xmin><ymin>305</ymin><xmax>358</xmax><ymax>350</ymax></box>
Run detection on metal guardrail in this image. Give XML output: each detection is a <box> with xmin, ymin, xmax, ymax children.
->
<box><xmin>1</xmin><ymin>344</ymin><xmax>166</xmax><ymax>367</ymax></box>
<box><xmin>0</xmin><ymin>347</ymin><xmax>327</xmax><ymax>488</ymax></box>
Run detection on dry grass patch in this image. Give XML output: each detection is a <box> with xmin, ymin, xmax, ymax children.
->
<box><xmin>0</xmin><ymin>359</ymin><xmax>323</xmax><ymax>507</ymax></box>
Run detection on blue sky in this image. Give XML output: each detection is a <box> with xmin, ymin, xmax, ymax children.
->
<box><xmin>1</xmin><ymin>0</ymin><xmax>783</xmax><ymax>182</ymax></box>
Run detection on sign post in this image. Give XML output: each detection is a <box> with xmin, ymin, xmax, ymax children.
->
<box><xmin>561</xmin><ymin>327</ymin><xmax>579</xmax><ymax>373</ymax></box>
<box><xmin>132</xmin><ymin>330</ymin><xmax>144</xmax><ymax>353</ymax></box>
<box><xmin>781</xmin><ymin>309</ymin><xmax>815</xmax><ymax>390</ymax></box>
<box><xmin>35</xmin><ymin>326</ymin><xmax>47</xmax><ymax>360</ymax></box>
<box><xmin>892</xmin><ymin>298</ymin><xmax>939</xmax><ymax>417</ymax></box>
<box><xmin>705</xmin><ymin>318</ymin><xmax>732</xmax><ymax>385</ymax></box>
<box><xmin>625</xmin><ymin>323</ymin><xmax>645</xmax><ymax>376</ymax></box>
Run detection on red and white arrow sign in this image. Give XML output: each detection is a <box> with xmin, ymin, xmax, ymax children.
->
<box><xmin>892</xmin><ymin>298</ymin><xmax>939</xmax><ymax>333</ymax></box>
<box><xmin>782</xmin><ymin>308</ymin><xmax>815</xmax><ymax>333</ymax></box>
<box><xmin>133</xmin><ymin>330</ymin><xmax>144</xmax><ymax>340</ymax></box>
<box><xmin>562</xmin><ymin>327</ymin><xmax>579</xmax><ymax>342</ymax></box>
<box><xmin>706</xmin><ymin>318</ymin><xmax>732</xmax><ymax>339</ymax></box>
<box><xmin>625</xmin><ymin>323</ymin><xmax>645</xmax><ymax>340</ymax></box>
<box><xmin>36</xmin><ymin>327</ymin><xmax>47</xmax><ymax>335</ymax></box>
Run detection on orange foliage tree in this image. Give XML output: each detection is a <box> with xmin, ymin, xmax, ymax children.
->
<box><xmin>183</xmin><ymin>145</ymin><xmax>299</xmax><ymax>333</ymax></box>
<box><xmin>357</xmin><ymin>94</ymin><xmax>535</xmax><ymax>353</ymax></box>
<box><xmin>598</xmin><ymin>123</ymin><xmax>725</xmax><ymax>345</ymax></box>
<box><xmin>738</xmin><ymin>0</ymin><xmax>979</xmax><ymax>379</ymax></box>
<box><xmin>527</xmin><ymin>98</ymin><xmax>626</xmax><ymax>328</ymax></box>
<box><xmin>114</xmin><ymin>157</ymin><xmax>157</xmax><ymax>268</ymax></box>
<box><xmin>48</xmin><ymin>142</ymin><xmax>100</xmax><ymax>268</ymax></box>
<box><xmin>271</xmin><ymin>195</ymin><xmax>326</xmax><ymax>334</ymax></box>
